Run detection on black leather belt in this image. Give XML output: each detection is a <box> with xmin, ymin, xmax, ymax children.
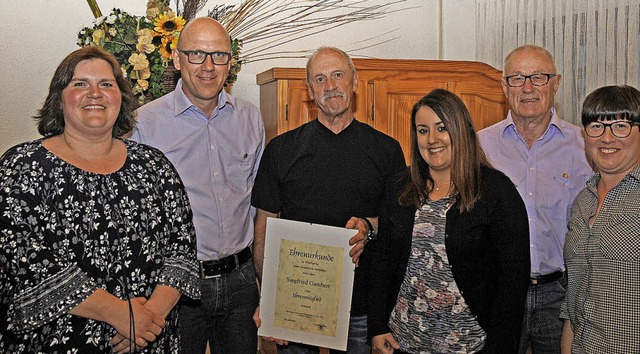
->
<box><xmin>530</xmin><ymin>271</ymin><xmax>564</xmax><ymax>286</ymax></box>
<box><xmin>199</xmin><ymin>247</ymin><xmax>251</xmax><ymax>279</ymax></box>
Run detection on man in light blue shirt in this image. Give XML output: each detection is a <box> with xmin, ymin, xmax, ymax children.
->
<box><xmin>478</xmin><ymin>45</ymin><xmax>592</xmax><ymax>354</ymax></box>
<box><xmin>130</xmin><ymin>17</ymin><xmax>265</xmax><ymax>354</ymax></box>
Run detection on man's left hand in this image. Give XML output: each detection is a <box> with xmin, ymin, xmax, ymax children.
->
<box><xmin>345</xmin><ymin>217</ymin><xmax>369</xmax><ymax>265</ymax></box>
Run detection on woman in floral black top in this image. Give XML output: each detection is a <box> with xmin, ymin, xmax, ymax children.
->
<box><xmin>0</xmin><ymin>46</ymin><xmax>200</xmax><ymax>353</ymax></box>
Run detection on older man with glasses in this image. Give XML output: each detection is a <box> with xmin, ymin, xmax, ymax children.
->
<box><xmin>478</xmin><ymin>45</ymin><xmax>593</xmax><ymax>354</ymax></box>
<box><xmin>130</xmin><ymin>17</ymin><xmax>265</xmax><ymax>354</ymax></box>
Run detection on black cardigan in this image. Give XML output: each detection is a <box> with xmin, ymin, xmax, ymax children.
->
<box><xmin>367</xmin><ymin>166</ymin><xmax>530</xmax><ymax>353</ymax></box>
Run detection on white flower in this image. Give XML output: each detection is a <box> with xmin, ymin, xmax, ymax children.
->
<box><xmin>452</xmin><ymin>304</ymin><xmax>464</xmax><ymax>314</ymax></box>
<box><xmin>94</xmin><ymin>15</ymin><xmax>106</xmax><ymax>26</ymax></box>
<box><xmin>105</xmin><ymin>14</ymin><xmax>117</xmax><ymax>24</ymax></box>
<box><xmin>426</xmin><ymin>289</ymin><xmax>438</xmax><ymax>298</ymax></box>
<box><xmin>414</xmin><ymin>297</ymin><xmax>428</xmax><ymax>311</ymax></box>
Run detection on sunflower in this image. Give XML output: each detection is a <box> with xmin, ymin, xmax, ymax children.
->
<box><xmin>154</xmin><ymin>12</ymin><xmax>185</xmax><ymax>36</ymax></box>
<box><xmin>151</xmin><ymin>31</ymin><xmax>163</xmax><ymax>47</ymax></box>
<box><xmin>159</xmin><ymin>36</ymin><xmax>178</xmax><ymax>60</ymax></box>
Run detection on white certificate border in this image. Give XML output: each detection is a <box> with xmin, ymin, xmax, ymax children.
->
<box><xmin>258</xmin><ymin>217</ymin><xmax>357</xmax><ymax>351</ymax></box>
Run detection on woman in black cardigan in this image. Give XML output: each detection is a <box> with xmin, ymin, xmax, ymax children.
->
<box><xmin>368</xmin><ymin>89</ymin><xmax>530</xmax><ymax>353</ymax></box>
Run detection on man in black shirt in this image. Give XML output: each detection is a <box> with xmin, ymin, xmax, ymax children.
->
<box><xmin>251</xmin><ymin>46</ymin><xmax>406</xmax><ymax>353</ymax></box>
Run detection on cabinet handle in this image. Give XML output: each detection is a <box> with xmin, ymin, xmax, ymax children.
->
<box><xmin>285</xmin><ymin>104</ymin><xmax>289</xmax><ymax>122</ymax></box>
<box><xmin>371</xmin><ymin>103</ymin><xmax>375</xmax><ymax>122</ymax></box>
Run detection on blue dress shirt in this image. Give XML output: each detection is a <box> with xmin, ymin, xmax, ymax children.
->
<box><xmin>478</xmin><ymin>109</ymin><xmax>592</xmax><ymax>276</ymax></box>
<box><xmin>131</xmin><ymin>80</ymin><xmax>265</xmax><ymax>260</ymax></box>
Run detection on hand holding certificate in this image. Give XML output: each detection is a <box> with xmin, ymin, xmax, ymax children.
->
<box><xmin>258</xmin><ymin>218</ymin><xmax>357</xmax><ymax>351</ymax></box>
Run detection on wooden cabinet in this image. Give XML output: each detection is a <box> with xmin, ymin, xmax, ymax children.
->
<box><xmin>257</xmin><ymin>58</ymin><xmax>508</xmax><ymax>163</ymax></box>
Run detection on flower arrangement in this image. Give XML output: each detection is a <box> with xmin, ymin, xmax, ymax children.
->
<box><xmin>78</xmin><ymin>0</ymin><xmax>187</xmax><ymax>104</ymax></box>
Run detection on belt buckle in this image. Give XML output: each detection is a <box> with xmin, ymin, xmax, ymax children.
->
<box><xmin>530</xmin><ymin>278</ymin><xmax>539</xmax><ymax>285</ymax></box>
<box><xmin>199</xmin><ymin>261</ymin><xmax>222</xmax><ymax>279</ymax></box>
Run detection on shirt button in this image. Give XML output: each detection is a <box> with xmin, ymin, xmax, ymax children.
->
<box><xmin>528</xmin><ymin>192</ymin><xmax>533</xmax><ymax>196</ymax></box>
<box><xmin>529</xmin><ymin>167</ymin><xmax>534</xmax><ymax>171</ymax></box>
<box><xmin>213</xmin><ymin>171</ymin><xmax>219</xmax><ymax>176</ymax></box>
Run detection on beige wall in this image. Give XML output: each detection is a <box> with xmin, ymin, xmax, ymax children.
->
<box><xmin>0</xmin><ymin>0</ymin><xmax>476</xmax><ymax>154</ymax></box>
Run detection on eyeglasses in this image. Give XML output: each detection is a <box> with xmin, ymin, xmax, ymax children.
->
<box><xmin>584</xmin><ymin>121</ymin><xmax>639</xmax><ymax>138</ymax></box>
<box><xmin>178</xmin><ymin>50</ymin><xmax>232</xmax><ymax>65</ymax></box>
<box><xmin>504</xmin><ymin>73</ymin><xmax>557</xmax><ymax>87</ymax></box>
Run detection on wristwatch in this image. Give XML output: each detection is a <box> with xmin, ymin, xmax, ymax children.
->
<box><xmin>361</xmin><ymin>217</ymin><xmax>376</xmax><ymax>241</ymax></box>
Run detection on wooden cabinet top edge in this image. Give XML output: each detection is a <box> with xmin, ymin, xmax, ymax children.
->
<box><xmin>352</xmin><ymin>58</ymin><xmax>501</xmax><ymax>72</ymax></box>
<box><xmin>256</xmin><ymin>68</ymin><xmax>307</xmax><ymax>84</ymax></box>
<box><xmin>256</xmin><ymin>59</ymin><xmax>503</xmax><ymax>85</ymax></box>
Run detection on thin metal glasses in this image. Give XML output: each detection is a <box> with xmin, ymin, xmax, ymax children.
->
<box><xmin>504</xmin><ymin>73</ymin><xmax>557</xmax><ymax>87</ymax></box>
<box><xmin>178</xmin><ymin>50</ymin><xmax>231</xmax><ymax>65</ymax></box>
<box><xmin>584</xmin><ymin>121</ymin><xmax>639</xmax><ymax>138</ymax></box>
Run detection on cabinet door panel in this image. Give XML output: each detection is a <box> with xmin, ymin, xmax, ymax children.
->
<box><xmin>286</xmin><ymin>80</ymin><xmax>316</xmax><ymax>132</ymax></box>
<box><xmin>448</xmin><ymin>79</ymin><xmax>508</xmax><ymax>131</ymax></box>
<box><xmin>371</xmin><ymin>80</ymin><xmax>448</xmax><ymax>164</ymax></box>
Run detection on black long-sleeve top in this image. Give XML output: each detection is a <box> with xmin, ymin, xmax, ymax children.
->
<box><xmin>368</xmin><ymin>166</ymin><xmax>530</xmax><ymax>353</ymax></box>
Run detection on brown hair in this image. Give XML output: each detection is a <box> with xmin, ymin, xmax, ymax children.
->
<box><xmin>34</xmin><ymin>46</ymin><xmax>137</xmax><ymax>137</ymax></box>
<box><xmin>398</xmin><ymin>89</ymin><xmax>491</xmax><ymax>212</ymax></box>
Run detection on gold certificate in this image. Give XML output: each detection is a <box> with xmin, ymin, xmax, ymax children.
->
<box><xmin>274</xmin><ymin>239</ymin><xmax>343</xmax><ymax>336</ymax></box>
<box><xmin>258</xmin><ymin>218</ymin><xmax>357</xmax><ymax>351</ymax></box>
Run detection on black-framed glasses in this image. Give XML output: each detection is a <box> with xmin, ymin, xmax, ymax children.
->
<box><xmin>584</xmin><ymin>121</ymin><xmax>639</xmax><ymax>138</ymax></box>
<box><xmin>504</xmin><ymin>73</ymin><xmax>557</xmax><ymax>87</ymax></box>
<box><xmin>178</xmin><ymin>50</ymin><xmax>232</xmax><ymax>65</ymax></box>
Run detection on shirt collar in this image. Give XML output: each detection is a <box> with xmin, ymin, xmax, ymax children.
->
<box><xmin>501</xmin><ymin>107</ymin><xmax>565</xmax><ymax>139</ymax></box>
<box><xmin>587</xmin><ymin>163</ymin><xmax>640</xmax><ymax>192</ymax></box>
<box><xmin>171</xmin><ymin>79</ymin><xmax>236</xmax><ymax>118</ymax></box>
<box><xmin>630</xmin><ymin>163</ymin><xmax>640</xmax><ymax>182</ymax></box>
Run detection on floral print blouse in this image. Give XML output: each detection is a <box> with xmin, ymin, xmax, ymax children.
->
<box><xmin>389</xmin><ymin>197</ymin><xmax>486</xmax><ymax>353</ymax></box>
<box><xmin>0</xmin><ymin>139</ymin><xmax>200</xmax><ymax>353</ymax></box>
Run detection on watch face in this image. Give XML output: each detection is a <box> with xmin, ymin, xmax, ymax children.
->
<box><xmin>366</xmin><ymin>229</ymin><xmax>375</xmax><ymax>241</ymax></box>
